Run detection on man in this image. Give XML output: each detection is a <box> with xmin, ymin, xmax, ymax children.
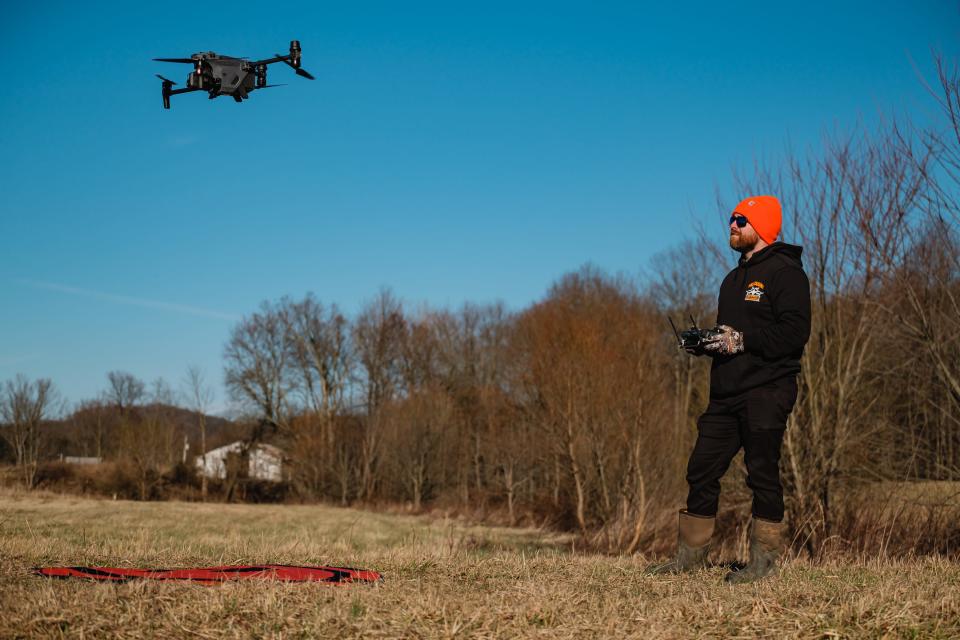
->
<box><xmin>647</xmin><ymin>195</ymin><xmax>811</xmax><ymax>584</ymax></box>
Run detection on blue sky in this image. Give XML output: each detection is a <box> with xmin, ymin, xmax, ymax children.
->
<box><xmin>1</xmin><ymin>1</ymin><xmax>957</xmax><ymax>411</ymax></box>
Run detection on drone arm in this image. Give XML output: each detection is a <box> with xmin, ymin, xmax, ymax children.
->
<box><xmin>162</xmin><ymin>86</ymin><xmax>202</xmax><ymax>109</ymax></box>
<box><xmin>248</xmin><ymin>54</ymin><xmax>291</xmax><ymax>67</ymax></box>
<box><xmin>167</xmin><ymin>86</ymin><xmax>201</xmax><ymax>96</ymax></box>
<box><xmin>251</xmin><ymin>41</ymin><xmax>315</xmax><ymax>80</ymax></box>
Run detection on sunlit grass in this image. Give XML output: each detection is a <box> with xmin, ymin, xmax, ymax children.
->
<box><xmin>1</xmin><ymin>490</ymin><xmax>957</xmax><ymax>638</ymax></box>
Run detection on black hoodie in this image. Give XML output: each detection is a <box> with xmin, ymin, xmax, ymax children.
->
<box><xmin>709</xmin><ymin>242</ymin><xmax>811</xmax><ymax>397</ymax></box>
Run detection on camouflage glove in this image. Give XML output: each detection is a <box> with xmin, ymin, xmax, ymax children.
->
<box><xmin>682</xmin><ymin>342</ymin><xmax>706</xmax><ymax>356</ymax></box>
<box><xmin>703</xmin><ymin>325</ymin><xmax>744</xmax><ymax>355</ymax></box>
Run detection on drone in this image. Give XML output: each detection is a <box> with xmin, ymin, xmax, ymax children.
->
<box><xmin>153</xmin><ymin>40</ymin><xmax>315</xmax><ymax>109</ymax></box>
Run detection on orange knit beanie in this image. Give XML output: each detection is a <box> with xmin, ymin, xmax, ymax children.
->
<box><xmin>734</xmin><ymin>195</ymin><xmax>781</xmax><ymax>244</ymax></box>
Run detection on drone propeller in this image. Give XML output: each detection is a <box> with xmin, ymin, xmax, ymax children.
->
<box><xmin>275</xmin><ymin>54</ymin><xmax>315</xmax><ymax>80</ymax></box>
<box><xmin>155</xmin><ymin>74</ymin><xmax>177</xmax><ymax>85</ymax></box>
<box><xmin>153</xmin><ymin>57</ymin><xmax>195</xmax><ymax>63</ymax></box>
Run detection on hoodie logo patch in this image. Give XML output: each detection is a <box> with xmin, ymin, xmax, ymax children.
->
<box><xmin>744</xmin><ymin>281</ymin><xmax>765</xmax><ymax>302</ymax></box>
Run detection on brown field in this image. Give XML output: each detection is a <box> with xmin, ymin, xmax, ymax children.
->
<box><xmin>1</xmin><ymin>491</ymin><xmax>958</xmax><ymax>639</ymax></box>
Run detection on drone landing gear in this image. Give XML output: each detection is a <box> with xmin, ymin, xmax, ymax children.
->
<box><xmin>156</xmin><ymin>74</ymin><xmax>202</xmax><ymax>109</ymax></box>
<box><xmin>156</xmin><ymin>75</ymin><xmax>176</xmax><ymax>109</ymax></box>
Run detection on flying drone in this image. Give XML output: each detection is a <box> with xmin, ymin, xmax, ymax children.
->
<box><xmin>153</xmin><ymin>40</ymin><xmax>315</xmax><ymax>109</ymax></box>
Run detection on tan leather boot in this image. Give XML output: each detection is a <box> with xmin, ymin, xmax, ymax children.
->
<box><xmin>724</xmin><ymin>517</ymin><xmax>785</xmax><ymax>584</ymax></box>
<box><xmin>645</xmin><ymin>510</ymin><xmax>715</xmax><ymax>574</ymax></box>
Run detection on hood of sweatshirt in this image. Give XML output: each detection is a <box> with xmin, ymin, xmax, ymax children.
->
<box><xmin>733</xmin><ymin>242</ymin><xmax>803</xmax><ymax>288</ymax></box>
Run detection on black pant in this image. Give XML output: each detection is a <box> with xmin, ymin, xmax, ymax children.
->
<box><xmin>685</xmin><ymin>375</ymin><xmax>798</xmax><ymax>522</ymax></box>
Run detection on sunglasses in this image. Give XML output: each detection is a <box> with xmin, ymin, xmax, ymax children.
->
<box><xmin>729</xmin><ymin>214</ymin><xmax>749</xmax><ymax>228</ymax></box>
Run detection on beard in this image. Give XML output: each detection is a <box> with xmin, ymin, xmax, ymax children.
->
<box><xmin>729</xmin><ymin>228</ymin><xmax>759</xmax><ymax>252</ymax></box>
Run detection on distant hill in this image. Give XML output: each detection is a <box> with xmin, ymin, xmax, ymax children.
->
<box><xmin>36</xmin><ymin>404</ymin><xmax>250</xmax><ymax>461</ymax></box>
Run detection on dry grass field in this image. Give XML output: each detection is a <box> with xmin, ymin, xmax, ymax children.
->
<box><xmin>1</xmin><ymin>491</ymin><xmax>959</xmax><ymax>639</ymax></box>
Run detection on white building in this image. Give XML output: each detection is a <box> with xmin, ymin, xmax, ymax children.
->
<box><xmin>61</xmin><ymin>455</ymin><xmax>102</xmax><ymax>465</ymax></box>
<box><xmin>195</xmin><ymin>442</ymin><xmax>284</xmax><ymax>482</ymax></box>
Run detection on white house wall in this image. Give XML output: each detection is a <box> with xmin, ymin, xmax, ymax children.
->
<box><xmin>195</xmin><ymin>442</ymin><xmax>283</xmax><ymax>482</ymax></box>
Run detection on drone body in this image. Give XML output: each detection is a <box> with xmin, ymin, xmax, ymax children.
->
<box><xmin>154</xmin><ymin>40</ymin><xmax>314</xmax><ymax>109</ymax></box>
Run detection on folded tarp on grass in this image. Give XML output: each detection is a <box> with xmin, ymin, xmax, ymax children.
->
<box><xmin>33</xmin><ymin>564</ymin><xmax>382</xmax><ymax>584</ymax></box>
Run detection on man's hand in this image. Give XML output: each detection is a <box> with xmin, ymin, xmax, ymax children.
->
<box><xmin>703</xmin><ymin>324</ymin><xmax>744</xmax><ymax>355</ymax></box>
<box><xmin>682</xmin><ymin>343</ymin><xmax>706</xmax><ymax>356</ymax></box>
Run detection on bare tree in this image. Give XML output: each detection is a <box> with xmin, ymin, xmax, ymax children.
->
<box><xmin>224</xmin><ymin>300</ymin><xmax>294</xmax><ymax>439</ymax></box>
<box><xmin>0</xmin><ymin>375</ymin><xmax>60</xmax><ymax>488</ymax></box>
<box><xmin>647</xmin><ymin>240</ymin><xmax>719</xmax><ymax>479</ymax></box>
<box><xmin>183</xmin><ymin>365</ymin><xmax>215</xmax><ymax>499</ymax></box>
<box><xmin>890</xmin><ymin>56</ymin><xmax>960</xmax><ymax>478</ymax></box>
<box><xmin>105</xmin><ymin>371</ymin><xmax>145</xmax><ymax>415</ymax></box>
<box><xmin>151</xmin><ymin>377</ymin><xmax>176</xmax><ymax>405</ymax></box>
<box><xmin>354</xmin><ymin>288</ymin><xmax>406</xmax><ymax>411</ymax></box>
<box><xmin>431</xmin><ymin>303</ymin><xmax>511</xmax><ymax>502</ymax></box>
<box><xmin>284</xmin><ymin>294</ymin><xmax>352</xmax><ymax>418</ymax></box>
<box><xmin>116</xmin><ymin>411</ymin><xmax>170</xmax><ymax>501</ymax></box>
<box><xmin>281</xmin><ymin>295</ymin><xmax>354</xmax><ymax>498</ymax></box>
<box><xmin>382</xmin><ymin>387</ymin><xmax>453</xmax><ymax>510</ymax></box>
<box><xmin>353</xmin><ymin>288</ymin><xmax>406</xmax><ymax>500</ymax></box>
<box><xmin>510</xmin><ymin>266</ymin><xmax>667</xmax><ymax>538</ymax></box>
<box><xmin>71</xmin><ymin>399</ymin><xmax>109</xmax><ymax>459</ymax></box>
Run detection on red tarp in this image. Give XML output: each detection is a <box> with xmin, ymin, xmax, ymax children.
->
<box><xmin>33</xmin><ymin>564</ymin><xmax>382</xmax><ymax>584</ymax></box>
